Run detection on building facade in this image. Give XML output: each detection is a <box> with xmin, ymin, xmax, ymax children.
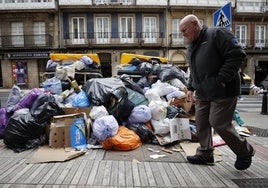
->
<box><xmin>0</xmin><ymin>0</ymin><xmax>267</xmax><ymax>89</ymax></box>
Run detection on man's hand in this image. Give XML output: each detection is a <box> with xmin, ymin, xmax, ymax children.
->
<box><xmin>187</xmin><ymin>90</ymin><xmax>196</xmax><ymax>102</ymax></box>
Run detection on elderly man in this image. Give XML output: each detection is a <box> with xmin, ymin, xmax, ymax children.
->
<box><xmin>179</xmin><ymin>14</ymin><xmax>255</xmax><ymax>170</ymax></box>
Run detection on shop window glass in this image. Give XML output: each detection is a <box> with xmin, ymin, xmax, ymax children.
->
<box><xmin>12</xmin><ymin>61</ymin><xmax>28</xmax><ymax>86</ymax></box>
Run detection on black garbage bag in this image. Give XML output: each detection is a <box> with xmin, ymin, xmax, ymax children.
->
<box><xmin>130</xmin><ymin>58</ymin><xmax>144</xmax><ymax>66</ymax></box>
<box><xmin>30</xmin><ymin>93</ymin><xmax>65</xmax><ymax>124</ymax></box>
<box><xmin>119</xmin><ymin>74</ymin><xmax>143</xmax><ymax>94</ymax></box>
<box><xmin>126</xmin><ymin>87</ymin><xmax>148</xmax><ymax>106</ymax></box>
<box><xmin>166</xmin><ymin>105</ymin><xmax>186</xmax><ymax>119</ymax></box>
<box><xmin>138</xmin><ymin>62</ymin><xmax>153</xmax><ymax>76</ymax></box>
<box><xmin>83</xmin><ymin>77</ymin><xmax>125</xmax><ymax>106</ymax></box>
<box><xmin>61</xmin><ymin>79</ymin><xmax>72</xmax><ymax>91</ymax></box>
<box><xmin>107</xmin><ymin>87</ymin><xmax>134</xmax><ymax>124</ymax></box>
<box><xmin>125</xmin><ymin>123</ymin><xmax>154</xmax><ymax>143</ymax></box>
<box><xmin>3</xmin><ymin>108</ymin><xmax>46</xmax><ymax>152</ymax></box>
<box><xmin>158</xmin><ymin>65</ymin><xmax>187</xmax><ymax>85</ymax></box>
<box><xmin>137</xmin><ymin>76</ymin><xmax>152</xmax><ymax>89</ymax></box>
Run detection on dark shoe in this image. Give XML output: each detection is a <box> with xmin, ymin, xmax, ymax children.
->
<box><xmin>234</xmin><ymin>147</ymin><xmax>255</xmax><ymax>170</ymax></box>
<box><xmin>187</xmin><ymin>155</ymin><xmax>214</xmax><ymax>165</ymax></box>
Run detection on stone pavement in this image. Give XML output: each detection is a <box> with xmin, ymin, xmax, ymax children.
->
<box><xmin>0</xmin><ymin>110</ymin><xmax>268</xmax><ymax>187</ymax></box>
<box><xmin>0</xmin><ymin>90</ymin><xmax>268</xmax><ymax>187</ymax></box>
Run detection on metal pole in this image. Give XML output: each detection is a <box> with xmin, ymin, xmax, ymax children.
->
<box><xmin>261</xmin><ymin>91</ymin><xmax>267</xmax><ymax>115</ymax></box>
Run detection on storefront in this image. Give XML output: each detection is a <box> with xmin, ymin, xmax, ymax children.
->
<box><xmin>2</xmin><ymin>52</ymin><xmax>50</xmax><ymax>89</ymax></box>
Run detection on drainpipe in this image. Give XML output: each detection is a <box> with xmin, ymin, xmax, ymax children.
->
<box><xmin>165</xmin><ymin>0</ymin><xmax>169</xmax><ymax>59</ymax></box>
<box><xmin>57</xmin><ymin>0</ymin><xmax>62</xmax><ymax>49</ymax></box>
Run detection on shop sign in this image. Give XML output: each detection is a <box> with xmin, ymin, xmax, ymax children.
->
<box><xmin>6</xmin><ymin>52</ymin><xmax>50</xmax><ymax>59</ymax></box>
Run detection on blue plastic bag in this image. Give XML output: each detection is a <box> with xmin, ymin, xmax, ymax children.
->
<box><xmin>72</xmin><ymin>90</ymin><xmax>90</xmax><ymax>107</ymax></box>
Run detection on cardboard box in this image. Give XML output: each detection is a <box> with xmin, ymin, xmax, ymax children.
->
<box><xmin>70</xmin><ymin>117</ymin><xmax>87</xmax><ymax>149</ymax></box>
<box><xmin>155</xmin><ymin>118</ymin><xmax>191</xmax><ymax>145</ymax></box>
<box><xmin>49</xmin><ymin>113</ymin><xmax>89</xmax><ymax>148</ymax></box>
<box><xmin>62</xmin><ymin>107</ymin><xmax>91</xmax><ymax>118</ymax></box>
<box><xmin>170</xmin><ymin>97</ymin><xmax>193</xmax><ymax>113</ymax></box>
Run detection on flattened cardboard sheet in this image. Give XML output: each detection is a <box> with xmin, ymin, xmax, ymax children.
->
<box><xmin>27</xmin><ymin>145</ymin><xmax>86</xmax><ymax>164</ymax></box>
<box><xmin>180</xmin><ymin>141</ymin><xmax>222</xmax><ymax>163</ymax></box>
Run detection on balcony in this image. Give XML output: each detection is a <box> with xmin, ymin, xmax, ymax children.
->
<box><xmin>0</xmin><ymin>0</ymin><xmax>56</xmax><ymax>11</ymax></box>
<box><xmin>169</xmin><ymin>33</ymin><xmax>184</xmax><ymax>47</ymax></box>
<box><xmin>236</xmin><ymin>1</ymin><xmax>267</xmax><ymax>13</ymax></box>
<box><xmin>0</xmin><ymin>34</ymin><xmax>53</xmax><ymax>49</ymax></box>
<box><xmin>59</xmin><ymin>0</ymin><xmax>135</xmax><ymax>6</ymax></box>
<box><xmin>236</xmin><ymin>39</ymin><xmax>268</xmax><ymax>50</ymax></box>
<box><xmin>63</xmin><ymin>32</ymin><xmax>164</xmax><ymax>48</ymax></box>
<box><xmin>169</xmin><ymin>0</ymin><xmax>235</xmax><ymax>7</ymax></box>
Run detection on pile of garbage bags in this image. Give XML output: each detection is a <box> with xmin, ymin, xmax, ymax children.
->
<box><xmin>0</xmin><ymin>58</ymin><xmax>194</xmax><ymax>152</ymax></box>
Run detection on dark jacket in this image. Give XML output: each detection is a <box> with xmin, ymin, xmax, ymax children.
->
<box><xmin>187</xmin><ymin>25</ymin><xmax>246</xmax><ymax>100</ymax></box>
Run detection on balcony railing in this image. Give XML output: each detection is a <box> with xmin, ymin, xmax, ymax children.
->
<box><xmin>63</xmin><ymin>32</ymin><xmax>164</xmax><ymax>47</ymax></box>
<box><xmin>236</xmin><ymin>39</ymin><xmax>268</xmax><ymax>49</ymax></box>
<box><xmin>0</xmin><ymin>34</ymin><xmax>53</xmax><ymax>49</ymax></box>
<box><xmin>236</xmin><ymin>1</ymin><xmax>267</xmax><ymax>13</ymax></box>
<box><xmin>59</xmin><ymin>0</ymin><xmax>136</xmax><ymax>6</ymax></box>
<box><xmin>0</xmin><ymin>0</ymin><xmax>56</xmax><ymax>10</ymax></box>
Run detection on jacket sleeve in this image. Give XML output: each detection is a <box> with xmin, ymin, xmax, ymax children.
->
<box><xmin>214</xmin><ymin>28</ymin><xmax>246</xmax><ymax>84</ymax></box>
<box><xmin>187</xmin><ymin>73</ymin><xmax>195</xmax><ymax>91</ymax></box>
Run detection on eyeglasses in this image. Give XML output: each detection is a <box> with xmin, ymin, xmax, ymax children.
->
<box><xmin>180</xmin><ymin>25</ymin><xmax>191</xmax><ymax>35</ymax></box>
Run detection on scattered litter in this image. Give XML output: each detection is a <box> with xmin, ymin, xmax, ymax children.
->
<box><xmin>147</xmin><ymin>147</ymin><xmax>160</xmax><ymax>153</ymax></box>
<box><xmin>150</xmin><ymin>154</ymin><xmax>166</xmax><ymax>159</ymax></box>
<box><xmin>132</xmin><ymin>159</ymin><xmax>141</xmax><ymax>164</ymax></box>
<box><xmin>161</xmin><ymin>147</ymin><xmax>173</xmax><ymax>154</ymax></box>
<box><xmin>171</xmin><ymin>148</ymin><xmax>183</xmax><ymax>152</ymax></box>
<box><xmin>87</xmin><ymin>144</ymin><xmax>103</xmax><ymax>149</ymax></box>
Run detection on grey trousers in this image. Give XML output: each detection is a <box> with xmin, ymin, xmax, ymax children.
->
<box><xmin>195</xmin><ymin>96</ymin><xmax>252</xmax><ymax>157</ymax></box>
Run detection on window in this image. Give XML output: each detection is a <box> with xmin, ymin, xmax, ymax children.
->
<box><xmin>71</xmin><ymin>17</ymin><xmax>86</xmax><ymax>44</ymax></box>
<box><xmin>11</xmin><ymin>22</ymin><xmax>24</xmax><ymax>47</ymax></box>
<box><xmin>34</xmin><ymin>22</ymin><xmax>45</xmax><ymax>46</ymax></box>
<box><xmin>95</xmin><ymin>0</ymin><xmax>108</xmax><ymax>4</ymax></box>
<box><xmin>12</xmin><ymin>61</ymin><xmax>28</xmax><ymax>86</ymax></box>
<box><xmin>143</xmin><ymin>16</ymin><xmax>157</xmax><ymax>43</ymax></box>
<box><xmin>172</xmin><ymin>19</ymin><xmax>183</xmax><ymax>44</ymax></box>
<box><xmin>95</xmin><ymin>16</ymin><xmax>110</xmax><ymax>44</ymax></box>
<box><xmin>255</xmin><ymin>25</ymin><xmax>266</xmax><ymax>48</ymax></box>
<box><xmin>120</xmin><ymin>16</ymin><xmax>133</xmax><ymax>43</ymax></box>
<box><xmin>120</xmin><ymin>0</ymin><xmax>133</xmax><ymax>5</ymax></box>
<box><xmin>5</xmin><ymin>0</ymin><xmax>16</xmax><ymax>3</ymax></box>
<box><xmin>235</xmin><ymin>25</ymin><xmax>247</xmax><ymax>47</ymax></box>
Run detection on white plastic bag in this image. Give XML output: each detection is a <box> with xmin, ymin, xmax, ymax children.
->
<box><xmin>151</xmin><ymin>80</ymin><xmax>178</xmax><ymax>96</ymax></box>
<box><xmin>89</xmin><ymin>105</ymin><xmax>109</xmax><ymax>120</ymax></box>
<box><xmin>92</xmin><ymin>115</ymin><xmax>119</xmax><ymax>141</ymax></box>
<box><xmin>151</xmin><ymin>118</ymin><xmax>170</xmax><ymax>135</ymax></box>
<box><xmin>128</xmin><ymin>105</ymin><xmax>152</xmax><ymax>123</ymax></box>
<box><xmin>149</xmin><ymin>100</ymin><xmax>168</xmax><ymax>120</ymax></box>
